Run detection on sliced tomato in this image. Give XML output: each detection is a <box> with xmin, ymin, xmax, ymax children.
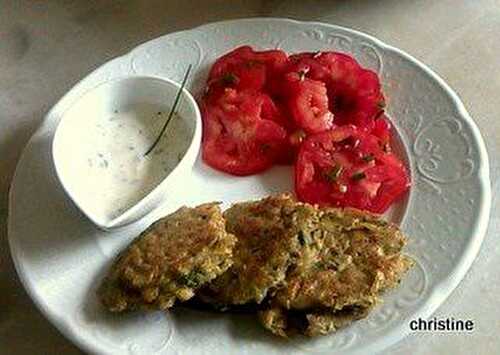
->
<box><xmin>202</xmin><ymin>47</ymin><xmax>408</xmax><ymax>213</ymax></box>
<box><xmin>260</xmin><ymin>93</ymin><xmax>290</xmax><ymax>130</ymax></box>
<box><xmin>252</xmin><ymin>48</ymin><xmax>289</xmax><ymax>73</ymax></box>
<box><xmin>281</xmin><ymin>72</ymin><xmax>334</xmax><ymax>134</ymax></box>
<box><xmin>260</xmin><ymin>94</ymin><xmax>299</xmax><ymax>165</ymax></box>
<box><xmin>371</xmin><ymin>114</ymin><xmax>391</xmax><ymax>144</ymax></box>
<box><xmin>207</xmin><ymin>46</ymin><xmax>288</xmax><ymax>93</ymax></box>
<box><xmin>202</xmin><ymin>88</ymin><xmax>288</xmax><ymax>176</ymax></box>
<box><xmin>317</xmin><ymin>52</ymin><xmax>384</xmax><ymax>129</ymax></box>
<box><xmin>287</xmin><ymin>52</ymin><xmax>331</xmax><ymax>81</ymax></box>
<box><xmin>285</xmin><ymin>51</ymin><xmax>385</xmax><ymax>130</ymax></box>
<box><xmin>295</xmin><ymin>125</ymin><xmax>410</xmax><ymax>213</ymax></box>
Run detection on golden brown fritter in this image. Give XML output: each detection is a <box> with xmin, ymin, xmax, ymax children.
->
<box><xmin>194</xmin><ymin>194</ymin><xmax>411</xmax><ymax>337</ymax></box>
<box><xmin>258</xmin><ymin>304</ymin><xmax>372</xmax><ymax>337</ymax></box>
<box><xmin>273</xmin><ymin>207</ymin><xmax>412</xmax><ymax>310</ymax></box>
<box><xmin>198</xmin><ymin>194</ymin><xmax>306</xmax><ymax>305</ymax></box>
<box><xmin>304</xmin><ymin>306</ymin><xmax>373</xmax><ymax>337</ymax></box>
<box><xmin>98</xmin><ymin>203</ymin><xmax>236</xmax><ymax>312</ymax></box>
<box><xmin>259</xmin><ymin>206</ymin><xmax>413</xmax><ymax>337</ymax></box>
<box><xmin>99</xmin><ymin>194</ymin><xmax>412</xmax><ymax>338</ymax></box>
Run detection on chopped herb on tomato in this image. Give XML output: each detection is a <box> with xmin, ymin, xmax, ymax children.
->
<box><xmin>326</xmin><ymin>164</ymin><xmax>343</xmax><ymax>182</ymax></box>
<box><xmin>351</xmin><ymin>171</ymin><xmax>366</xmax><ymax>181</ymax></box>
<box><xmin>295</xmin><ymin>125</ymin><xmax>410</xmax><ymax>213</ymax></box>
<box><xmin>202</xmin><ymin>89</ymin><xmax>288</xmax><ymax>176</ymax></box>
<box><xmin>202</xmin><ymin>46</ymin><xmax>410</xmax><ymax>212</ymax></box>
<box><xmin>221</xmin><ymin>72</ymin><xmax>239</xmax><ymax>85</ymax></box>
<box><xmin>362</xmin><ymin>154</ymin><xmax>375</xmax><ymax>162</ymax></box>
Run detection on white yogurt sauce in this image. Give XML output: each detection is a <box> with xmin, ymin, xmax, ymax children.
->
<box><xmin>62</xmin><ymin>103</ymin><xmax>191</xmax><ymax>220</ymax></box>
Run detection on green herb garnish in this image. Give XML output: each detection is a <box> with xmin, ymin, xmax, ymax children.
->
<box><xmin>326</xmin><ymin>164</ymin><xmax>343</xmax><ymax>182</ymax></box>
<box><xmin>362</xmin><ymin>154</ymin><xmax>375</xmax><ymax>162</ymax></box>
<box><xmin>298</xmin><ymin>68</ymin><xmax>309</xmax><ymax>81</ymax></box>
<box><xmin>178</xmin><ymin>270</ymin><xmax>204</xmax><ymax>288</ymax></box>
<box><xmin>221</xmin><ymin>72</ymin><xmax>239</xmax><ymax>85</ymax></box>
<box><xmin>298</xmin><ymin>230</ymin><xmax>307</xmax><ymax>246</ymax></box>
<box><xmin>351</xmin><ymin>171</ymin><xmax>366</xmax><ymax>181</ymax></box>
<box><xmin>144</xmin><ymin>64</ymin><xmax>192</xmax><ymax>156</ymax></box>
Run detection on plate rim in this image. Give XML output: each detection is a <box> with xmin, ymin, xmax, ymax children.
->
<box><xmin>7</xmin><ymin>17</ymin><xmax>492</xmax><ymax>355</ymax></box>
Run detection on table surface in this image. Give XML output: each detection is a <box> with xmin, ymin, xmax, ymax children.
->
<box><xmin>1</xmin><ymin>1</ymin><xmax>499</xmax><ymax>354</ymax></box>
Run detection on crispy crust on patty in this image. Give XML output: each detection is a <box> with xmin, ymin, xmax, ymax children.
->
<box><xmin>98</xmin><ymin>203</ymin><xmax>236</xmax><ymax>312</ymax></box>
<box><xmin>198</xmin><ymin>194</ymin><xmax>305</xmax><ymax>305</ymax></box>
<box><xmin>258</xmin><ymin>304</ymin><xmax>373</xmax><ymax>337</ymax></box>
<box><xmin>273</xmin><ymin>206</ymin><xmax>413</xmax><ymax>311</ymax></box>
<box><xmin>259</xmin><ymin>205</ymin><xmax>413</xmax><ymax>337</ymax></box>
<box><xmin>99</xmin><ymin>194</ymin><xmax>412</xmax><ymax>338</ymax></box>
<box><xmin>196</xmin><ymin>194</ymin><xmax>412</xmax><ymax>337</ymax></box>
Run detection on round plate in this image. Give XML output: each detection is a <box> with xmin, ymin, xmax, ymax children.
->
<box><xmin>8</xmin><ymin>18</ymin><xmax>491</xmax><ymax>355</ymax></box>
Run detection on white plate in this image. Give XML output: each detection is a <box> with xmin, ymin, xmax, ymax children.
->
<box><xmin>8</xmin><ymin>18</ymin><xmax>491</xmax><ymax>355</ymax></box>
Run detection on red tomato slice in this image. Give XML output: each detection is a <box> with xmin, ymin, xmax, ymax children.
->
<box><xmin>317</xmin><ymin>52</ymin><xmax>385</xmax><ymax>129</ymax></box>
<box><xmin>287</xmin><ymin>52</ymin><xmax>331</xmax><ymax>81</ymax></box>
<box><xmin>282</xmin><ymin>72</ymin><xmax>334</xmax><ymax>134</ymax></box>
<box><xmin>260</xmin><ymin>94</ymin><xmax>299</xmax><ymax>165</ymax></box>
<box><xmin>371</xmin><ymin>114</ymin><xmax>391</xmax><ymax>144</ymax></box>
<box><xmin>207</xmin><ymin>46</ymin><xmax>288</xmax><ymax>93</ymax></box>
<box><xmin>202</xmin><ymin>47</ymin><xmax>407</xmax><ymax>214</ymax></box>
<box><xmin>295</xmin><ymin>125</ymin><xmax>410</xmax><ymax>213</ymax></box>
<box><xmin>202</xmin><ymin>88</ymin><xmax>288</xmax><ymax>176</ymax></box>
<box><xmin>285</xmin><ymin>51</ymin><xmax>385</xmax><ymax>130</ymax></box>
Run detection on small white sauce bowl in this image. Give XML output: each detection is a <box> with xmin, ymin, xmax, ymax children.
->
<box><xmin>52</xmin><ymin>76</ymin><xmax>201</xmax><ymax>230</ymax></box>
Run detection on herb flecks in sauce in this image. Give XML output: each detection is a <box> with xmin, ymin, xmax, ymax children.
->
<box><xmin>67</xmin><ymin>103</ymin><xmax>191</xmax><ymax>221</ymax></box>
<box><xmin>67</xmin><ymin>67</ymin><xmax>195</xmax><ymax>221</ymax></box>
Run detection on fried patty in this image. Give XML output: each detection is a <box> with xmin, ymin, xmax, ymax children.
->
<box><xmin>273</xmin><ymin>207</ymin><xmax>412</xmax><ymax>310</ymax></box>
<box><xmin>198</xmin><ymin>194</ymin><xmax>306</xmax><ymax>305</ymax></box>
<box><xmin>98</xmin><ymin>203</ymin><xmax>236</xmax><ymax>312</ymax></box>
<box><xmin>259</xmin><ymin>304</ymin><xmax>372</xmax><ymax>337</ymax></box>
<box><xmin>197</xmin><ymin>194</ymin><xmax>412</xmax><ymax>337</ymax></box>
<box><xmin>98</xmin><ymin>194</ymin><xmax>412</xmax><ymax>338</ymax></box>
<box><xmin>259</xmin><ymin>206</ymin><xmax>413</xmax><ymax>337</ymax></box>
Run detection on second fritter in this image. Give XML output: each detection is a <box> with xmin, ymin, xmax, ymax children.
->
<box><xmin>198</xmin><ymin>194</ymin><xmax>306</xmax><ymax>305</ymax></box>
